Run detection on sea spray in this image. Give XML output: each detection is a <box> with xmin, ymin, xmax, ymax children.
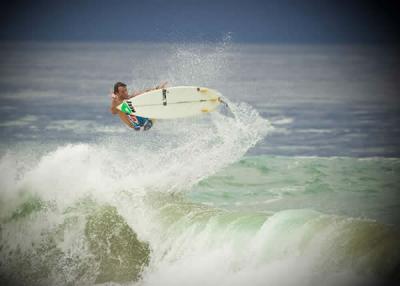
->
<box><xmin>0</xmin><ymin>97</ymin><xmax>271</xmax><ymax>285</ymax></box>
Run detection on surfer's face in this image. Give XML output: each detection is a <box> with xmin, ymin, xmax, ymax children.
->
<box><xmin>117</xmin><ymin>86</ymin><xmax>128</xmax><ymax>98</ymax></box>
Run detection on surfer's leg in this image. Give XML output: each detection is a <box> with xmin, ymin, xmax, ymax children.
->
<box><xmin>126</xmin><ymin>114</ymin><xmax>141</xmax><ymax>130</ymax></box>
<box><xmin>127</xmin><ymin>115</ymin><xmax>152</xmax><ymax>131</ymax></box>
<box><xmin>136</xmin><ymin>116</ymin><xmax>153</xmax><ymax>131</ymax></box>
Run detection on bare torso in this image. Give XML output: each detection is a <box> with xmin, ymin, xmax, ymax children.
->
<box><xmin>110</xmin><ymin>94</ymin><xmax>134</xmax><ymax>128</ymax></box>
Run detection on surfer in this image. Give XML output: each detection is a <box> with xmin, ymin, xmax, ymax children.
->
<box><xmin>110</xmin><ymin>81</ymin><xmax>167</xmax><ymax>131</ymax></box>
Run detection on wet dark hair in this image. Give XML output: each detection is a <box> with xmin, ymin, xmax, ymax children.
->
<box><xmin>113</xmin><ymin>82</ymin><xmax>127</xmax><ymax>94</ymax></box>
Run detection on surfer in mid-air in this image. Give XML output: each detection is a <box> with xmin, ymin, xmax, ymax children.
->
<box><xmin>110</xmin><ymin>81</ymin><xmax>167</xmax><ymax>131</ymax></box>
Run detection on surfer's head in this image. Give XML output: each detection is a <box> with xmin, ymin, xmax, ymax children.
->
<box><xmin>113</xmin><ymin>82</ymin><xmax>128</xmax><ymax>97</ymax></box>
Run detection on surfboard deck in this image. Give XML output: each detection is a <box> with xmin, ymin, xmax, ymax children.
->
<box><xmin>117</xmin><ymin>86</ymin><xmax>222</xmax><ymax>119</ymax></box>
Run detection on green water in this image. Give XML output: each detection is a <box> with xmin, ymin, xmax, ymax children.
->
<box><xmin>189</xmin><ymin>155</ymin><xmax>400</xmax><ymax>226</ymax></box>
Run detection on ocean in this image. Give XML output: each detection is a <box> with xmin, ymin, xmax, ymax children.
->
<box><xmin>0</xmin><ymin>41</ymin><xmax>399</xmax><ymax>286</ymax></box>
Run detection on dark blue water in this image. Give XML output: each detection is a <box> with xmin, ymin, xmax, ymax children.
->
<box><xmin>1</xmin><ymin>42</ymin><xmax>399</xmax><ymax>157</ymax></box>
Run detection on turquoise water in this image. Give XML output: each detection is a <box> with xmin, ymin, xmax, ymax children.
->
<box><xmin>0</xmin><ymin>42</ymin><xmax>399</xmax><ymax>285</ymax></box>
<box><xmin>189</xmin><ymin>156</ymin><xmax>400</xmax><ymax>225</ymax></box>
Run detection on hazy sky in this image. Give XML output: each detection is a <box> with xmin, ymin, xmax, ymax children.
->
<box><xmin>0</xmin><ymin>0</ymin><xmax>399</xmax><ymax>43</ymax></box>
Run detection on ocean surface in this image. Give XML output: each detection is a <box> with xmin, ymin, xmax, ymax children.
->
<box><xmin>0</xmin><ymin>41</ymin><xmax>399</xmax><ymax>286</ymax></box>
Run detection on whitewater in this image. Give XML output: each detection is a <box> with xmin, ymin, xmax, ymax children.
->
<box><xmin>0</xmin><ymin>41</ymin><xmax>399</xmax><ymax>286</ymax></box>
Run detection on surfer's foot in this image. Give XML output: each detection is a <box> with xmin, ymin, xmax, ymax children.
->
<box><xmin>143</xmin><ymin>119</ymin><xmax>153</xmax><ymax>131</ymax></box>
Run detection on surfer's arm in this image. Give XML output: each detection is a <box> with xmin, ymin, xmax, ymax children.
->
<box><xmin>156</xmin><ymin>81</ymin><xmax>168</xmax><ymax>89</ymax></box>
<box><xmin>110</xmin><ymin>106</ymin><xmax>118</xmax><ymax>115</ymax></box>
<box><xmin>128</xmin><ymin>91</ymin><xmax>141</xmax><ymax>98</ymax></box>
<box><xmin>128</xmin><ymin>89</ymin><xmax>150</xmax><ymax>98</ymax></box>
<box><xmin>110</xmin><ymin>100</ymin><xmax>119</xmax><ymax>115</ymax></box>
<box><xmin>129</xmin><ymin>82</ymin><xmax>168</xmax><ymax>97</ymax></box>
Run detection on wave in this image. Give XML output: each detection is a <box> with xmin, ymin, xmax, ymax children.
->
<box><xmin>140</xmin><ymin>197</ymin><xmax>400</xmax><ymax>286</ymax></box>
<box><xmin>1</xmin><ymin>38</ymin><xmax>399</xmax><ymax>285</ymax></box>
<box><xmin>0</xmin><ymin>99</ymin><xmax>274</xmax><ymax>285</ymax></box>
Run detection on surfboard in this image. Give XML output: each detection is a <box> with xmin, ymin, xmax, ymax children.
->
<box><xmin>116</xmin><ymin>86</ymin><xmax>223</xmax><ymax>119</ymax></box>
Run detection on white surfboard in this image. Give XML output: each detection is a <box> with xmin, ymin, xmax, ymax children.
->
<box><xmin>116</xmin><ymin>86</ymin><xmax>223</xmax><ymax>119</ymax></box>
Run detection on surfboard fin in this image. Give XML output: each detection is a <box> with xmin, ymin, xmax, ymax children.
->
<box><xmin>218</xmin><ymin>97</ymin><xmax>229</xmax><ymax>107</ymax></box>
